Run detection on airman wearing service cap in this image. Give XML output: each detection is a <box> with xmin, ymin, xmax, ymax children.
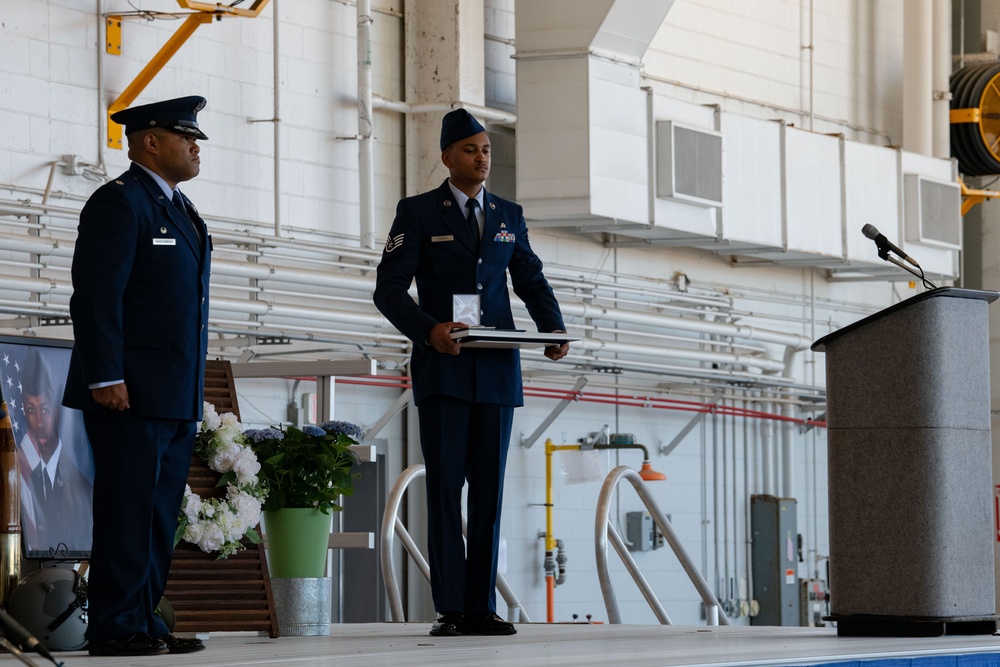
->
<box><xmin>64</xmin><ymin>95</ymin><xmax>211</xmax><ymax>658</ymax></box>
<box><xmin>111</xmin><ymin>95</ymin><xmax>209</xmax><ymax>140</ymax></box>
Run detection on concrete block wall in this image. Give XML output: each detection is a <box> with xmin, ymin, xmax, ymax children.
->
<box><xmin>0</xmin><ymin>0</ymin><xmax>405</xmax><ymax>240</ymax></box>
<box><xmin>647</xmin><ymin>0</ymin><xmax>904</xmax><ymax>144</ymax></box>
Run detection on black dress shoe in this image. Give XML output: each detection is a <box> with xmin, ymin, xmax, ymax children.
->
<box><xmin>88</xmin><ymin>632</ymin><xmax>168</xmax><ymax>656</ymax></box>
<box><xmin>429</xmin><ymin>613</ymin><xmax>464</xmax><ymax>637</ymax></box>
<box><xmin>463</xmin><ymin>612</ymin><xmax>516</xmax><ymax>636</ymax></box>
<box><xmin>160</xmin><ymin>633</ymin><xmax>206</xmax><ymax>654</ymax></box>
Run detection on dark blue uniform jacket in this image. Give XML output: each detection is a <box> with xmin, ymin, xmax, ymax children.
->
<box><xmin>374</xmin><ymin>180</ymin><xmax>564</xmax><ymax>406</ymax></box>
<box><xmin>63</xmin><ymin>163</ymin><xmax>211</xmax><ymax>421</ymax></box>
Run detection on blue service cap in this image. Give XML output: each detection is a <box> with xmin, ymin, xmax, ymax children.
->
<box><xmin>440</xmin><ymin>108</ymin><xmax>485</xmax><ymax>150</ymax></box>
<box><xmin>111</xmin><ymin>95</ymin><xmax>209</xmax><ymax>140</ymax></box>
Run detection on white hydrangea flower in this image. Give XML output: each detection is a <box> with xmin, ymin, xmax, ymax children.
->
<box><xmin>231</xmin><ymin>491</ymin><xmax>262</xmax><ymax>529</ymax></box>
<box><xmin>210</xmin><ymin>442</ymin><xmax>243</xmax><ymax>474</ymax></box>
<box><xmin>213</xmin><ymin>507</ymin><xmax>241</xmax><ymax>542</ymax></box>
<box><xmin>232</xmin><ymin>448</ymin><xmax>261</xmax><ymax>486</ymax></box>
<box><xmin>182</xmin><ymin>486</ymin><xmax>203</xmax><ymax>523</ymax></box>
<box><xmin>184</xmin><ymin>520</ymin><xmax>206</xmax><ymax>545</ymax></box>
<box><xmin>198</xmin><ymin>522</ymin><xmax>225</xmax><ymax>553</ymax></box>
<box><xmin>201</xmin><ymin>402</ymin><xmax>221</xmax><ymax>432</ymax></box>
<box><xmin>219</xmin><ymin>412</ymin><xmax>241</xmax><ymax>431</ymax></box>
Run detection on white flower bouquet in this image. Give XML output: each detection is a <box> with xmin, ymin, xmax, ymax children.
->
<box><xmin>175</xmin><ymin>402</ymin><xmax>269</xmax><ymax>559</ymax></box>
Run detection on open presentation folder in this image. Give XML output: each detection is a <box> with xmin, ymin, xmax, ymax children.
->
<box><xmin>449</xmin><ymin>328</ymin><xmax>577</xmax><ymax>349</ymax></box>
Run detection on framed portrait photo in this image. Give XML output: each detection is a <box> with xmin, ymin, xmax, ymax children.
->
<box><xmin>0</xmin><ymin>336</ymin><xmax>94</xmax><ymax>559</ymax></box>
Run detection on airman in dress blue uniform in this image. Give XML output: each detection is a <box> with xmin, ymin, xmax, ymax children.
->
<box><xmin>374</xmin><ymin>109</ymin><xmax>570</xmax><ymax>637</ymax></box>
<box><xmin>63</xmin><ymin>96</ymin><xmax>211</xmax><ymax>657</ymax></box>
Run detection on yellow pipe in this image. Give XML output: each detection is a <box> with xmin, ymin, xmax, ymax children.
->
<box><xmin>544</xmin><ymin>439</ymin><xmax>580</xmax><ymax>622</ymax></box>
<box><xmin>107</xmin><ymin>12</ymin><xmax>214</xmax><ymax>149</ymax></box>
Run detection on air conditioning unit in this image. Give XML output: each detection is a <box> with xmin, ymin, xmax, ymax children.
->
<box><xmin>656</xmin><ymin>120</ymin><xmax>723</xmax><ymax>208</ymax></box>
<box><xmin>903</xmin><ymin>174</ymin><xmax>961</xmax><ymax>250</ymax></box>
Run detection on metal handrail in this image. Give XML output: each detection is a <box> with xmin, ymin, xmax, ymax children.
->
<box><xmin>380</xmin><ymin>464</ymin><xmax>530</xmax><ymax>623</ymax></box>
<box><xmin>595</xmin><ymin>465</ymin><xmax>730</xmax><ymax>626</ymax></box>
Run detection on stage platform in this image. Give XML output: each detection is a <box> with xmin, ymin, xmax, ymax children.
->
<box><xmin>7</xmin><ymin>623</ymin><xmax>1000</xmax><ymax>667</ymax></box>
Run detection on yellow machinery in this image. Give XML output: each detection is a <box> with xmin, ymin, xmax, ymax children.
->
<box><xmin>105</xmin><ymin>0</ymin><xmax>271</xmax><ymax>150</ymax></box>
<box><xmin>950</xmin><ymin>63</ymin><xmax>1000</xmax><ymax>212</ymax></box>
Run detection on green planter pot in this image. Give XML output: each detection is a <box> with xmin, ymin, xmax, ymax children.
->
<box><xmin>262</xmin><ymin>508</ymin><xmax>332</xmax><ymax>578</ymax></box>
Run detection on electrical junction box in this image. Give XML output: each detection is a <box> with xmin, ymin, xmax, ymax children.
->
<box><xmin>750</xmin><ymin>495</ymin><xmax>800</xmax><ymax>626</ymax></box>
<box><xmin>625</xmin><ymin>511</ymin><xmax>664</xmax><ymax>552</ymax></box>
<box><xmin>799</xmin><ymin>579</ymin><xmax>828</xmax><ymax>627</ymax></box>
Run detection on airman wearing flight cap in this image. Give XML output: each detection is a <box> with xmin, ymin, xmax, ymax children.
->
<box><xmin>374</xmin><ymin>108</ymin><xmax>569</xmax><ymax>638</ymax></box>
<box><xmin>63</xmin><ymin>96</ymin><xmax>211</xmax><ymax>657</ymax></box>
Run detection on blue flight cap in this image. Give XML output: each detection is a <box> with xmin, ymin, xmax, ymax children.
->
<box><xmin>440</xmin><ymin>108</ymin><xmax>485</xmax><ymax>150</ymax></box>
<box><xmin>111</xmin><ymin>95</ymin><xmax>209</xmax><ymax>140</ymax></box>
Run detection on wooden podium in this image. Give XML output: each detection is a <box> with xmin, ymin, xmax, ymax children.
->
<box><xmin>163</xmin><ymin>360</ymin><xmax>279</xmax><ymax>637</ymax></box>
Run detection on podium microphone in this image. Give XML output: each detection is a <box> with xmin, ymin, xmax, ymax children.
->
<box><xmin>0</xmin><ymin>609</ymin><xmax>59</xmax><ymax>666</ymax></box>
<box><xmin>862</xmin><ymin>224</ymin><xmax>920</xmax><ymax>267</ymax></box>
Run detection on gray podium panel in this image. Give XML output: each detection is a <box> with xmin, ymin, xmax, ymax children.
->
<box><xmin>820</xmin><ymin>292</ymin><xmax>991</xmax><ymax>431</ymax></box>
<box><xmin>828</xmin><ymin>428</ymin><xmax>993</xmax><ymax>618</ymax></box>
<box><xmin>813</xmin><ymin>287</ymin><xmax>999</xmax><ymax>637</ymax></box>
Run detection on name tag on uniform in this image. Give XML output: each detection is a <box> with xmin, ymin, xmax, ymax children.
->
<box><xmin>153</xmin><ymin>238</ymin><xmax>176</xmax><ymax>246</ymax></box>
<box><xmin>432</xmin><ymin>235</ymin><xmax>454</xmax><ymax>242</ymax></box>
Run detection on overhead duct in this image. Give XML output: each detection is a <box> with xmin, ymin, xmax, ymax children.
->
<box><xmin>514</xmin><ymin>0</ymin><xmax>675</xmax><ymax>229</ymax></box>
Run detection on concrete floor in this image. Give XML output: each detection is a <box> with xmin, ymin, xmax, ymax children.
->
<box><xmin>10</xmin><ymin>623</ymin><xmax>1000</xmax><ymax>667</ymax></box>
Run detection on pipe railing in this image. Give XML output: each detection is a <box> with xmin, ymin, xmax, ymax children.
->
<box><xmin>595</xmin><ymin>465</ymin><xmax>731</xmax><ymax>626</ymax></box>
<box><xmin>380</xmin><ymin>464</ymin><xmax>530</xmax><ymax>623</ymax></box>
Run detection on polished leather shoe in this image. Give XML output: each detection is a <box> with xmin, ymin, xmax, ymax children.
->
<box><xmin>88</xmin><ymin>632</ymin><xmax>168</xmax><ymax>656</ymax></box>
<box><xmin>429</xmin><ymin>613</ymin><xmax>464</xmax><ymax>637</ymax></box>
<box><xmin>463</xmin><ymin>612</ymin><xmax>516</xmax><ymax>636</ymax></box>
<box><xmin>160</xmin><ymin>633</ymin><xmax>206</xmax><ymax>654</ymax></box>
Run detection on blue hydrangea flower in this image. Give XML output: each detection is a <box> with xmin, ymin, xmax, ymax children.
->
<box><xmin>320</xmin><ymin>420</ymin><xmax>362</xmax><ymax>438</ymax></box>
<box><xmin>301</xmin><ymin>425</ymin><xmax>326</xmax><ymax>437</ymax></box>
<box><xmin>243</xmin><ymin>428</ymin><xmax>284</xmax><ymax>443</ymax></box>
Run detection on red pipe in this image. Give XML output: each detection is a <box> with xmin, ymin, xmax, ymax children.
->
<box><xmin>331</xmin><ymin>376</ymin><xmax>827</xmax><ymax>428</ymax></box>
<box><xmin>546</xmin><ymin>575</ymin><xmax>555</xmax><ymax>623</ymax></box>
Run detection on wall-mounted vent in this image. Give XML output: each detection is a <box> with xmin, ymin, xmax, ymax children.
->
<box><xmin>903</xmin><ymin>174</ymin><xmax>961</xmax><ymax>250</ymax></box>
<box><xmin>656</xmin><ymin>120</ymin><xmax>723</xmax><ymax>208</ymax></box>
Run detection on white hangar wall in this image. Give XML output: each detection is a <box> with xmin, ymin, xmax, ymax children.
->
<box><xmin>0</xmin><ymin>0</ymin><xmax>954</xmax><ymax>626</ymax></box>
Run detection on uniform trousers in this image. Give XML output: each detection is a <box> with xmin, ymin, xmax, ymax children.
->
<box><xmin>417</xmin><ymin>395</ymin><xmax>514</xmax><ymax>614</ymax></box>
<box><xmin>83</xmin><ymin>410</ymin><xmax>195</xmax><ymax>642</ymax></box>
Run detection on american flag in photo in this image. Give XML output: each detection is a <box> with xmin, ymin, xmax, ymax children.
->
<box><xmin>0</xmin><ymin>344</ymin><xmax>28</xmax><ymax>439</ymax></box>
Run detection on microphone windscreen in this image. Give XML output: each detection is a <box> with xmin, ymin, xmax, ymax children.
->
<box><xmin>861</xmin><ymin>224</ymin><xmax>879</xmax><ymax>240</ymax></box>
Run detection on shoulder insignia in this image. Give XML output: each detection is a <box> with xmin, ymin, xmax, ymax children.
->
<box><xmin>386</xmin><ymin>233</ymin><xmax>404</xmax><ymax>253</ymax></box>
<box><xmin>500</xmin><ymin>222</ymin><xmax>506</xmax><ymax>229</ymax></box>
<box><xmin>443</xmin><ymin>199</ymin><xmax>452</xmax><ymax>207</ymax></box>
<box><xmin>115</xmin><ymin>180</ymin><xmax>124</xmax><ymax>185</ymax></box>
<box><xmin>489</xmin><ymin>202</ymin><xmax>496</xmax><ymax>210</ymax></box>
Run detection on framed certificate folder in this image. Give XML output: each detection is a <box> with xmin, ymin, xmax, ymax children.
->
<box><xmin>449</xmin><ymin>329</ymin><xmax>576</xmax><ymax>349</ymax></box>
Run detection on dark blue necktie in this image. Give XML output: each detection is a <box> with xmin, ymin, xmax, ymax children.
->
<box><xmin>466</xmin><ymin>198</ymin><xmax>480</xmax><ymax>250</ymax></box>
<box><xmin>172</xmin><ymin>190</ymin><xmax>202</xmax><ymax>243</ymax></box>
